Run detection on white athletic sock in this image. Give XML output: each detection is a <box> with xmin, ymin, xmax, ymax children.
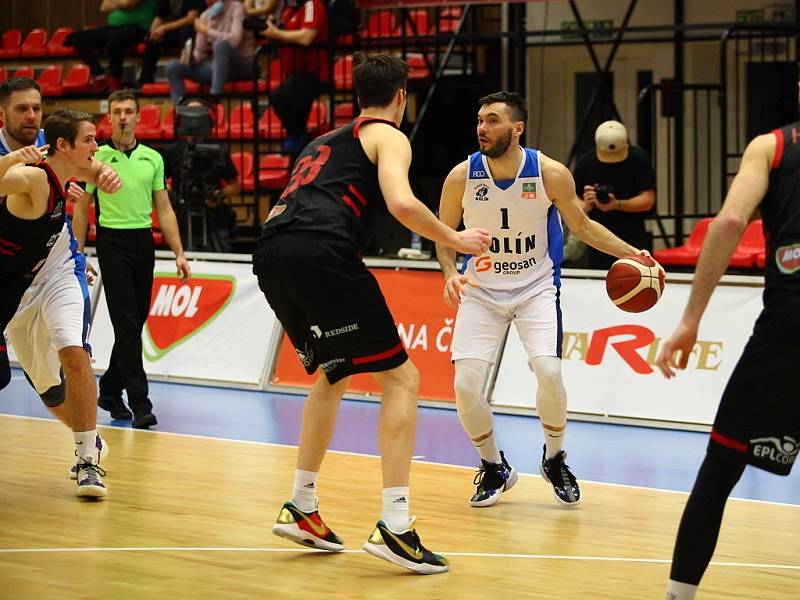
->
<box><xmin>474</xmin><ymin>431</ymin><xmax>502</xmax><ymax>464</ymax></box>
<box><xmin>382</xmin><ymin>486</ymin><xmax>410</xmax><ymax>532</ymax></box>
<box><xmin>543</xmin><ymin>426</ymin><xmax>564</xmax><ymax>459</ymax></box>
<box><xmin>666</xmin><ymin>580</ymin><xmax>698</xmax><ymax>600</ymax></box>
<box><xmin>291</xmin><ymin>469</ymin><xmax>319</xmax><ymax>513</ymax></box>
<box><xmin>73</xmin><ymin>430</ymin><xmax>98</xmax><ymax>463</ymax></box>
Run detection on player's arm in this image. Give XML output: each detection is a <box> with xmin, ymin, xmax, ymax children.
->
<box><xmin>0</xmin><ymin>145</ymin><xmax>50</xmax><ymax>217</ymax></box>
<box><xmin>73</xmin><ymin>159</ymin><xmax>123</xmax><ymax>195</ymax></box>
<box><xmin>541</xmin><ymin>154</ymin><xmax>639</xmax><ymax>258</ymax></box>
<box><xmin>375</xmin><ymin>127</ymin><xmax>489</xmax><ymax>255</ymax></box>
<box><xmin>656</xmin><ymin>133</ymin><xmax>772</xmax><ymax>378</ymax></box>
<box><xmin>71</xmin><ymin>187</ymin><xmax>93</xmax><ymax>252</ymax></box>
<box><xmin>153</xmin><ymin>189</ymin><xmax>191</xmax><ymax>281</ymax></box>
<box><xmin>435</xmin><ymin>161</ymin><xmax>476</xmax><ymax>307</ymax></box>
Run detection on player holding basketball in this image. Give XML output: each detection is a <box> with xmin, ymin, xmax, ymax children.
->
<box><xmin>656</xmin><ymin>117</ymin><xmax>800</xmax><ymax>599</ymax></box>
<box><xmin>437</xmin><ymin>91</ymin><xmax>655</xmax><ymax>508</ymax></box>
<box><xmin>0</xmin><ymin>109</ymin><xmax>122</xmax><ymax>497</ymax></box>
<box><xmin>253</xmin><ymin>53</ymin><xmax>490</xmax><ymax>573</ymax></box>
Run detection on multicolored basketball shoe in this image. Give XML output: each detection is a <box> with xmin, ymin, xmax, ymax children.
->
<box><xmin>70</xmin><ymin>434</ymin><xmax>108</xmax><ymax>479</ymax></box>
<box><xmin>76</xmin><ymin>455</ymin><xmax>107</xmax><ymax>498</ymax></box>
<box><xmin>540</xmin><ymin>445</ymin><xmax>581</xmax><ymax>507</ymax></box>
<box><xmin>470</xmin><ymin>450</ymin><xmax>518</xmax><ymax>507</ymax></box>
<box><xmin>363</xmin><ymin>518</ymin><xmax>449</xmax><ymax>574</ymax></box>
<box><xmin>272</xmin><ymin>501</ymin><xmax>345</xmax><ymax>552</ymax></box>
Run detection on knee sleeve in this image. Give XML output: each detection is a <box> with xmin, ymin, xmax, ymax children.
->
<box><xmin>453</xmin><ymin>359</ymin><xmax>492</xmax><ymax>440</ymax></box>
<box><xmin>25</xmin><ymin>369</ymin><xmax>66</xmax><ymax>407</ymax></box>
<box><xmin>531</xmin><ymin>356</ymin><xmax>567</xmax><ymax>426</ymax></box>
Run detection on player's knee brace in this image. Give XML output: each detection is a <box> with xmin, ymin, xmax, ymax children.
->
<box><xmin>453</xmin><ymin>359</ymin><xmax>492</xmax><ymax>440</ymax></box>
<box><xmin>39</xmin><ymin>380</ymin><xmax>66</xmax><ymax>407</ymax></box>
<box><xmin>531</xmin><ymin>356</ymin><xmax>567</xmax><ymax>424</ymax></box>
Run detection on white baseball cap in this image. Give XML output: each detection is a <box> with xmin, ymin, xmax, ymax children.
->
<box><xmin>595</xmin><ymin>120</ymin><xmax>629</xmax><ymax>163</ymax></box>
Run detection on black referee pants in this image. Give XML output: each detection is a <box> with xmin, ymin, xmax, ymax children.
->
<box><xmin>96</xmin><ymin>227</ymin><xmax>154</xmax><ymax>413</ymax></box>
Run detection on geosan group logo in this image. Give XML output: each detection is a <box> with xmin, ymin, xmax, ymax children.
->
<box><xmin>142</xmin><ymin>274</ymin><xmax>236</xmax><ymax>361</ymax></box>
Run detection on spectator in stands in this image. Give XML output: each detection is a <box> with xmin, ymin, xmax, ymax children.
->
<box><xmin>164</xmin><ymin>0</ymin><xmax>256</xmax><ymax>106</ymax></box>
<box><xmin>261</xmin><ymin>0</ymin><xmax>329</xmax><ymax>153</ymax></box>
<box><xmin>163</xmin><ymin>100</ymin><xmax>240</xmax><ymax>251</ymax></box>
<box><xmin>573</xmin><ymin>120</ymin><xmax>656</xmax><ymax>269</ymax></box>
<box><xmin>138</xmin><ymin>0</ymin><xmax>205</xmax><ymax>87</ymax></box>
<box><xmin>0</xmin><ymin>78</ymin><xmax>46</xmax><ymax>155</ymax></box>
<box><xmin>243</xmin><ymin>0</ymin><xmax>280</xmax><ymax>32</ymax></box>
<box><xmin>67</xmin><ymin>0</ymin><xmax>158</xmax><ymax>92</ymax></box>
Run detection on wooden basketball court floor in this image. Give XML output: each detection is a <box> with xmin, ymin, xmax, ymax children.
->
<box><xmin>1</xmin><ymin>375</ymin><xmax>798</xmax><ymax>599</ymax></box>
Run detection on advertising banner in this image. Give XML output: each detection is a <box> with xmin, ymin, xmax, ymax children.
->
<box><xmin>90</xmin><ymin>260</ymin><xmax>278</xmax><ymax>386</ymax></box>
<box><xmin>492</xmin><ymin>277</ymin><xmax>764</xmax><ymax>425</ymax></box>
<box><xmin>271</xmin><ymin>269</ymin><xmax>458</xmax><ymax>401</ymax></box>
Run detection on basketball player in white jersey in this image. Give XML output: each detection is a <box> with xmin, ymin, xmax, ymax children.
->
<box><xmin>437</xmin><ymin>91</ymin><xmax>655</xmax><ymax>508</ymax></box>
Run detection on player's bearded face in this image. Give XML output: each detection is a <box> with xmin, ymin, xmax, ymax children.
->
<box><xmin>480</xmin><ymin>126</ymin><xmax>513</xmax><ymax>159</ymax></box>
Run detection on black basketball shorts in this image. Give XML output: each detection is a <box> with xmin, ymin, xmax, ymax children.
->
<box><xmin>709</xmin><ymin>306</ymin><xmax>800</xmax><ymax>475</ymax></box>
<box><xmin>254</xmin><ymin>236</ymin><xmax>408</xmax><ymax>384</ymax></box>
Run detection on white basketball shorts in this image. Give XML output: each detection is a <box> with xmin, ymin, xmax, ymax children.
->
<box><xmin>6</xmin><ymin>252</ymin><xmax>90</xmax><ymax>394</ymax></box>
<box><xmin>450</xmin><ymin>283</ymin><xmax>562</xmax><ymax>364</ymax></box>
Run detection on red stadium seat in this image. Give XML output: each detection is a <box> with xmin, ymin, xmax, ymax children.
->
<box><xmin>230</xmin><ymin>151</ymin><xmax>255</xmax><ymax>191</ymax></box>
<box><xmin>257</xmin><ymin>154</ymin><xmax>291</xmax><ymax>189</ymax></box>
<box><xmin>403</xmin><ymin>9</ymin><xmax>432</xmax><ymax>36</ymax></box>
<box><xmin>62</xmin><ymin>64</ymin><xmax>91</xmax><ymax>94</ymax></box>
<box><xmin>21</xmin><ymin>28</ymin><xmax>48</xmax><ymax>57</ymax></box>
<box><xmin>307</xmin><ymin>99</ymin><xmax>330</xmax><ymax>134</ymax></box>
<box><xmin>0</xmin><ymin>30</ymin><xmax>22</xmax><ymax>58</ymax></box>
<box><xmin>729</xmin><ymin>219</ymin><xmax>765</xmax><ymax>268</ymax></box>
<box><xmin>136</xmin><ymin>104</ymin><xmax>163</xmax><ymax>140</ymax></box>
<box><xmin>334</xmin><ymin>102</ymin><xmax>355</xmax><ymax>127</ymax></box>
<box><xmin>141</xmin><ymin>79</ymin><xmax>201</xmax><ymax>96</ymax></box>
<box><xmin>95</xmin><ymin>113</ymin><xmax>112</xmax><ymax>139</ymax></box>
<box><xmin>227</xmin><ymin>102</ymin><xmax>254</xmax><ymax>139</ymax></box>
<box><xmin>755</xmin><ymin>251</ymin><xmax>766</xmax><ymax>269</ymax></box>
<box><xmin>407</xmin><ymin>53</ymin><xmax>431</xmax><ymax>82</ymax></box>
<box><xmin>37</xmin><ymin>65</ymin><xmax>63</xmax><ymax>96</ymax></box>
<box><xmin>47</xmin><ymin>27</ymin><xmax>75</xmax><ymax>57</ymax></box>
<box><xmin>0</xmin><ymin>66</ymin><xmax>8</xmax><ymax>84</ymax></box>
<box><xmin>366</xmin><ymin>11</ymin><xmax>399</xmax><ymax>38</ymax></box>
<box><xmin>211</xmin><ymin>103</ymin><xmax>227</xmax><ymax>138</ymax></box>
<box><xmin>438</xmin><ymin>7</ymin><xmax>463</xmax><ymax>33</ymax></box>
<box><xmin>13</xmin><ymin>66</ymin><xmax>34</xmax><ymax>80</ymax></box>
<box><xmin>258</xmin><ymin>106</ymin><xmax>286</xmax><ymax>139</ymax></box>
<box><xmin>653</xmin><ymin>218</ymin><xmax>712</xmax><ymax>267</ymax></box>
<box><xmin>333</xmin><ymin>55</ymin><xmax>352</xmax><ymax>91</ymax></box>
<box><xmin>161</xmin><ymin>109</ymin><xmax>175</xmax><ymax>139</ymax></box>
<box><xmin>150</xmin><ymin>209</ymin><xmax>164</xmax><ymax>245</ymax></box>
<box><xmin>223</xmin><ymin>80</ymin><xmax>268</xmax><ymax>94</ymax></box>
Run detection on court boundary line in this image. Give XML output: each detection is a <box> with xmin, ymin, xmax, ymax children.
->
<box><xmin>2</xmin><ymin>412</ymin><xmax>798</xmax><ymax>509</ymax></box>
<box><xmin>0</xmin><ymin>545</ymin><xmax>798</xmax><ymax>571</ymax></box>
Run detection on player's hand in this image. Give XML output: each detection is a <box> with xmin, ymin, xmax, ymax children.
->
<box><xmin>594</xmin><ymin>193</ymin><xmax>617</xmax><ymax>212</ymax></box>
<box><xmin>96</xmin><ymin>167</ymin><xmax>122</xmax><ymax>194</ymax></box>
<box><xmin>633</xmin><ymin>249</ymin><xmax>666</xmax><ymax>279</ymax></box>
<box><xmin>443</xmin><ymin>274</ymin><xmax>477</xmax><ymax>308</ymax></box>
<box><xmin>453</xmin><ymin>227</ymin><xmax>490</xmax><ymax>255</ymax></box>
<box><xmin>85</xmin><ymin>261</ymin><xmax>98</xmax><ymax>285</ymax></box>
<box><xmin>655</xmin><ymin>319</ymin><xmax>698</xmax><ymax>379</ymax></box>
<box><xmin>9</xmin><ymin>144</ymin><xmax>48</xmax><ymax>165</ymax></box>
<box><xmin>66</xmin><ymin>180</ymin><xmax>85</xmax><ymax>203</ymax></box>
<box><xmin>176</xmin><ymin>255</ymin><xmax>191</xmax><ymax>283</ymax></box>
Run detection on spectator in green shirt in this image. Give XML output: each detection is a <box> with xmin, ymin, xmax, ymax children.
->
<box><xmin>67</xmin><ymin>0</ymin><xmax>159</xmax><ymax>92</ymax></box>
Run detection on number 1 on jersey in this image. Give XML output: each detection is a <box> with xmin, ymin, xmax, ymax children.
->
<box><xmin>500</xmin><ymin>207</ymin><xmax>510</xmax><ymax>230</ymax></box>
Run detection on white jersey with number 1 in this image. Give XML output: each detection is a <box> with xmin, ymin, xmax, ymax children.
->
<box><xmin>461</xmin><ymin>147</ymin><xmax>563</xmax><ymax>293</ymax></box>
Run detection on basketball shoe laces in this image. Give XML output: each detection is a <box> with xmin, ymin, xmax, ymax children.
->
<box><xmin>78</xmin><ymin>461</ymin><xmax>107</xmax><ymax>484</ymax></box>
<box><xmin>549</xmin><ymin>453</ymin><xmax>577</xmax><ymax>490</ymax></box>
<box><xmin>473</xmin><ymin>461</ymin><xmax>507</xmax><ymax>492</ymax></box>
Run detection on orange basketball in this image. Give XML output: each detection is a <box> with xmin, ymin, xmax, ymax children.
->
<box><xmin>606</xmin><ymin>255</ymin><xmax>665</xmax><ymax>313</ymax></box>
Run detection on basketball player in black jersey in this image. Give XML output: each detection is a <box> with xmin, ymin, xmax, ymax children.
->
<box><xmin>0</xmin><ymin>109</ymin><xmax>121</xmax><ymax>497</ymax></box>
<box><xmin>656</xmin><ymin>117</ymin><xmax>800</xmax><ymax>598</ymax></box>
<box><xmin>254</xmin><ymin>53</ymin><xmax>490</xmax><ymax>573</ymax></box>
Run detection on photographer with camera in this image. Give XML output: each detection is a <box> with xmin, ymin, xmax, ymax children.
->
<box><xmin>573</xmin><ymin>120</ymin><xmax>656</xmax><ymax>269</ymax></box>
<box><xmin>163</xmin><ymin>99</ymin><xmax>240</xmax><ymax>252</ymax></box>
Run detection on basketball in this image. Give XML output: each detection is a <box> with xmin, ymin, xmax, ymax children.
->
<box><xmin>606</xmin><ymin>255</ymin><xmax>665</xmax><ymax>313</ymax></box>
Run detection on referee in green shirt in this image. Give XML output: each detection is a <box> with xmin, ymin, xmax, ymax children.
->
<box><xmin>73</xmin><ymin>90</ymin><xmax>191</xmax><ymax>429</ymax></box>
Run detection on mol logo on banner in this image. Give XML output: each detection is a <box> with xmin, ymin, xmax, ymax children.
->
<box><xmin>563</xmin><ymin>324</ymin><xmax>724</xmax><ymax>375</ymax></box>
<box><xmin>143</xmin><ymin>274</ymin><xmax>236</xmax><ymax>361</ymax></box>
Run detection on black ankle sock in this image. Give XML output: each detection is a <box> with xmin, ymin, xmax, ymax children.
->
<box><xmin>670</xmin><ymin>451</ymin><xmax>746</xmax><ymax>584</ymax></box>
